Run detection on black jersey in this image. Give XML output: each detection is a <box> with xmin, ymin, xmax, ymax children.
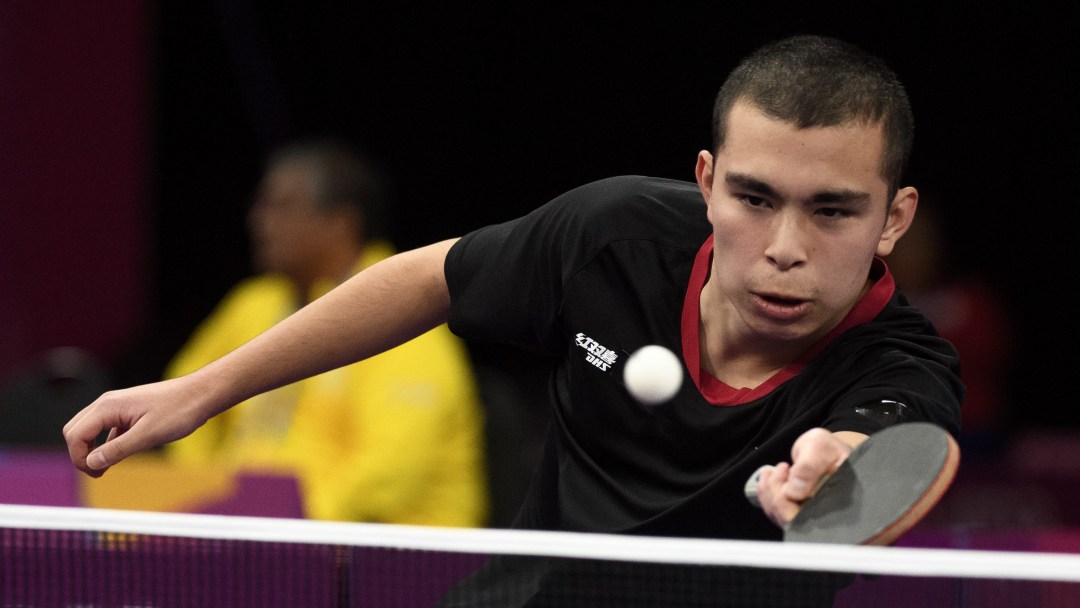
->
<box><xmin>445</xmin><ymin>175</ymin><xmax>963</xmax><ymax>541</ymax></box>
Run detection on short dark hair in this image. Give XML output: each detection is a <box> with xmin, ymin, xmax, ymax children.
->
<box><xmin>266</xmin><ymin>137</ymin><xmax>392</xmax><ymax>241</ymax></box>
<box><xmin>712</xmin><ymin>35</ymin><xmax>914</xmax><ymax>198</ymax></box>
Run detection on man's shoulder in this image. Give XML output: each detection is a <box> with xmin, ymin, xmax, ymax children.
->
<box><xmin>818</xmin><ymin>292</ymin><xmax>964</xmax><ymax>386</ymax></box>
<box><xmin>546</xmin><ymin>175</ymin><xmax>706</xmax><ymax>231</ymax></box>
<box><xmin>560</xmin><ymin>175</ymin><xmax>702</xmax><ymax>208</ymax></box>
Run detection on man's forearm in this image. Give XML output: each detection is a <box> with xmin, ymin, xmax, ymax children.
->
<box><xmin>191</xmin><ymin>238</ymin><xmax>459</xmax><ymax>417</ymax></box>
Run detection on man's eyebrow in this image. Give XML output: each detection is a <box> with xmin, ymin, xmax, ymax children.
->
<box><xmin>810</xmin><ymin>190</ymin><xmax>871</xmax><ymax>205</ymax></box>
<box><xmin>725</xmin><ymin>172</ymin><xmax>871</xmax><ymax>204</ymax></box>
<box><xmin>725</xmin><ymin>172</ymin><xmax>776</xmax><ymax>197</ymax></box>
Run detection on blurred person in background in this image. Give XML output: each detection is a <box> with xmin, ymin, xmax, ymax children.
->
<box><xmin>163</xmin><ymin>137</ymin><xmax>489</xmax><ymax>526</ymax></box>
<box><xmin>886</xmin><ymin>194</ymin><xmax>1012</xmax><ymax>460</ymax></box>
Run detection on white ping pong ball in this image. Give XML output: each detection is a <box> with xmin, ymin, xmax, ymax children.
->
<box><xmin>623</xmin><ymin>345</ymin><xmax>683</xmax><ymax>405</ymax></box>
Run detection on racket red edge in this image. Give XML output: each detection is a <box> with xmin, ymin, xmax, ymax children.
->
<box><xmin>862</xmin><ymin>431</ymin><xmax>961</xmax><ymax>546</ymax></box>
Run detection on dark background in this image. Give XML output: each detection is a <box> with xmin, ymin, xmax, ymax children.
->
<box><xmin>4</xmin><ymin>3</ymin><xmax>1078</xmax><ymax>436</ymax></box>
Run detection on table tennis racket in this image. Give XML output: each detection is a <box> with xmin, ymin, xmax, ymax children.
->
<box><xmin>744</xmin><ymin>421</ymin><xmax>959</xmax><ymax>545</ymax></box>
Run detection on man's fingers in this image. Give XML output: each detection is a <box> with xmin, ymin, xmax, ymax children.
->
<box><xmin>744</xmin><ymin>464</ymin><xmax>774</xmax><ymax>507</ymax></box>
<box><xmin>62</xmin><ymin>379</ymin><xmax>208</xmax><ymax>479</ymax></box>
<box><xmin>64</xmin><ymin>413</ymin><xmax>102</xmax><ymax>473</ymax></box>
<box><xmin>750</xmin><ymin>429</ymin><xmax>864</xmax><ymax>530</ymax></box>
<box><xmin>85</xmin><ymin>427</ymin><xmax>141</xmax><ymax>473</ymax></box>
<box><xmin>759</xmin><ymin>463</ymin><xmax>801</xmax><ymax>527</ymax></box>
<box><xmin>745</xmin><ymin>462</ymin><xmax>807</xmax><ymax>527</ymax></box>
<box><xmin>785</xmin><ymin>428</ymin><xmax>851</xmax><ymax>502</ymax></box>
<box><xmin>87</xmin><ymin>444</ymin><xmax>112</xmax><ymax>471</ymax></box>
<box><xmin>784</xmin><ymin>464</ymin><xmax>828</xmax><ymax>502</ymax></box>
<box><xmin>63</xmin><ymin>396</ymin><xmax>136</xmax><ymax>476</ymax></box>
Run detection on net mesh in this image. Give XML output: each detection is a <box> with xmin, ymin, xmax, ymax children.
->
<box><xmin>3</xmin><ymin>504</ymin><xmax>1080</xmax><ymax>607</ymax></box>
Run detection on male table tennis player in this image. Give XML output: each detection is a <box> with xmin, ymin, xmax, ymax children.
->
<box><xmin>65</xmin><ymin>34</ymin><xmax>963</xmax><ymax>601</ymax></box>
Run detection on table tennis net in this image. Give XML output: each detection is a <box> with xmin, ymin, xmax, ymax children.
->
<box><xmin>3</xmin><ymin>504</ymin><xmax>1080</xmax><ymax>607</ymax></box>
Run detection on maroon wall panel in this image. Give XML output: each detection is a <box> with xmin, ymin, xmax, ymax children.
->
<box><xmin>0</xmin><ymin>1</ymin><xmax>151</xmax><ymax>379</ymax></box>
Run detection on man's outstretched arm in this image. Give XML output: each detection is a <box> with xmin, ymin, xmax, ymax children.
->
<box><xmin>64</xmin><ymin>238</ymin><xmax>459</xmax><ymax>477</ymax></box>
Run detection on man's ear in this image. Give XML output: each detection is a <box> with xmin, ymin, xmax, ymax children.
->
<box><xmin>695</xmin><ymin>150</ymin><xmax>715</xmax><ymax>205</ymax></box>
<box><xmin>876</xmin><ymin>187</ymin><xmax>918</xmax><ymax>257</ymax></box>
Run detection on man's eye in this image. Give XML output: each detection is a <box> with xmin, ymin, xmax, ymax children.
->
<box><xmin>739</xmin><ymin>195</ymin><xmax>768</xmax><ymax>208</ymax></box>
<box><xmin>817</xmin><ymin>207</ymin><xmax>852</xmax><ymax>218</ymax></box>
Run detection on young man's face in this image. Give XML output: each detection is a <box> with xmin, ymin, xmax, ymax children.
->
<box><xmin>695</xmin><ymin>100</ymin><xmax>915</xmax><ymax>349</ymax></box>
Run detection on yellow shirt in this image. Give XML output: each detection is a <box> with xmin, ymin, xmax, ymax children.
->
<box><xmin>164</xmin><ymin>242</ymin><xmax>489</xmax><ymax>527</ymax></box>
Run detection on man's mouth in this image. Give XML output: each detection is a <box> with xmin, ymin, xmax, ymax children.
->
<box><xmin>752</xmin><ymin>293</ymin><xmax>811</xmax><ymax>320</ymax></box>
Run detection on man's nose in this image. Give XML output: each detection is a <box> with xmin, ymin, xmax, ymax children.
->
<box><xmin>764</xmin><ymin>212</ymin><xmax>808</xmax><ymax>270</ymax></box>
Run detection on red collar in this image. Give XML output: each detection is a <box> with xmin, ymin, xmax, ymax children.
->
<box><xmin>680</xmin><ymin>237</ymin><xmax>894</xmax><ymax>405</ymax></box>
